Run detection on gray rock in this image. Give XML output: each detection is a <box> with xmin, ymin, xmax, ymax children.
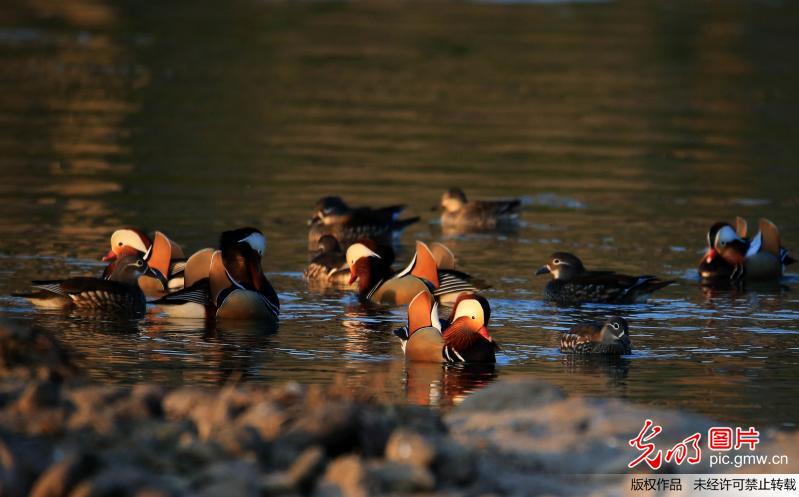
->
<box><xmin>367</xmin><ymin>460</ymin><xmax>436</xmax><ymax>493</ymax></box>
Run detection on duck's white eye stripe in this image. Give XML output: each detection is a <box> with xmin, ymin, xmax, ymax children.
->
<box><xmin>346</xmin><ymin>243</ymin><xmax>381</xmax><ymax>263</ymax></box>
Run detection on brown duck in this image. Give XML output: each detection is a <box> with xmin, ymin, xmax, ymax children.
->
<box><xmin>440</xmin><ymin>188</ymin><xmax>521</xmax><ymax>230</ymax></box>
<box><xmin>536</xmin><ymin>252</ymin><xmax>674</xmax><ymax>305</ymax></box>
<box><xmin>560</xmin><ymin>316</ymin><xmax>631</xmax><ymax>355</ymax></box>
<box><xmin>17</xmin><ymin>255</ymin><xmax>154</xmax><ymax>315</ymax></box>
<box><xmin>307</xmin><ymin>196</ymin><xmax>419</xmax><ymax>248</ymax></box>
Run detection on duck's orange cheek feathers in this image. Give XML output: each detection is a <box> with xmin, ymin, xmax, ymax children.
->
<box><xmin>348</xmin><ymin>270</ymin><xmax>358</xmax><ymax>285</ymax></box>
<box><xmin>102</xmin><ymin>249</ymin><xmax>117</xmax><ymax>262</ymax></box>
<box><xmin>477</xmin><ymin>326</ymin><xmax>492</xmax><ymax>341</ymax></box>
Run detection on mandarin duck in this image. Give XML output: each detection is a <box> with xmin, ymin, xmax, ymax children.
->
<box><xmin>394</xmin><ymin>290</ymin><xmax>498</xmax><ymax>363</ymax></box>
<box><xmin>346</xmin><ymin>240</ymin><xmax>480</xmax><ymax>305</ymax></box>
<box><xmin>152</xmin><ymin>228</ymin><xmax>279</xmax><ymax>323</ymax></box>
<box><xmin>560</xmin><ymin>316</ymin><xmax>631</xmax><ymax>355</ymax></box>
<box><xmin>704</xmin><ymin>217</ymin><xmax>795</xmax><ymax>281</ymax></box>
<box><xmin>16</xmin><ymin>255</ymin><xmax>154</xmax><ymax>315</ymax></box>
<box><xmin>307</xmin><ymin>196</ymin><xmax>419</xmax><ymax>248</ymax></box>
<box><xmin>536</xmin><ymin>252</ymin><xmax>674</xmax><ymax>305</ymax></box>
<box><xmin>102</xmin><ymin>228</ymin><xmax>188</xmax><ymax>298</ymax></box>
<box><xmin>304</xmin><ymin>235</ymin><xmax>395</xmax><ymax>290</ymax></box>
<box><xmin>440</xmin><ymin>188</ymin><xmax>521</xmax><ymax>230</ymax></box>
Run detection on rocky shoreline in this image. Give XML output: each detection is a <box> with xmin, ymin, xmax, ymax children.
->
<box><xmin>0</xmin><ymin>321</ymin><xmax>796</xmax><ymax>497</ymax></box>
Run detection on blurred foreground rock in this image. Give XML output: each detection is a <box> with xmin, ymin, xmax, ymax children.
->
<box><xmin>0</xmin><ymin>320</ymin><xmax>796</xmax><ymax>497</ymax></box>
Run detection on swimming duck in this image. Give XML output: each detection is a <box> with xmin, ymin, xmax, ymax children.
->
<box><xmin>152</xmin><ymin>228</ymin><xmax>279</xmax><ymax>322</ymax></box>
<box><xmin>394</xmin><ymin>290</ymin><xmax>498</xmax><ymax>363</ymax></box>
<box><xmin>704</xmin><ymin>217</ymin><xmax>795</xmax><ymax>281</ymax></box>
<box><xmin>536</xmin><ymin>252</ymin><xmax>674</xmax><ymax>305</ymax></box>
<box><xmin>304</xmin><ymin>235</ymin><xmax>395</xmax><ymax>289</ymax></box>
<box><xmin>560</xmin><ymin>316</ymin><xmax>631</xmax><ymax>355</ymax></box>
<box><xmin>102</xmin><ymin>228</ymin><xmax>187</xmax><ymax>297</ymax></box>
<box><xmin>307</xmin><ymin>196</ymin><xmax>419</xmax><ymax>248</ymax></box>
<box><xmin>346</xmin><ymin>240</ymin><xmax>479</xmax><ymax>305</ymax></box>
<box><xmin>16</xmin><ymin>255</ymin><xmax>154</xmax><ymax>315</ymax></box>
<box><xmin>439</xmin><ymin>188</ymin><xmax>521</xmax><ymax>230</ymax></box>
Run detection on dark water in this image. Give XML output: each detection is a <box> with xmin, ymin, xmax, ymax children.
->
<box><xmin>1</xmin><ymin>0</ymin><xmax>798</xmax><ymax>427</ymax></box>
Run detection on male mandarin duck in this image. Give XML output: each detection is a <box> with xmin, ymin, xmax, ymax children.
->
<box><xmin>536</xmin><ymin>252</ymin><xmax>674</xmax><ymax>305</ymax></box>
<box><xmin>16</xmin><ymin>255</ymin><xmax>154</xmax><ymax>315</ymax></box>
<box><xmin>304</xmin><ymin>235</ymin><xmax>395</xmax><ymax>290</ymax></box>
<box><xmin>703</xmin><ymin>217</ymin><xmax>795</xmax><ymax>281</ymax></box>
<box><xmin>346</xmin><ymin>240</ymin><xmax>480</xmax><ymax>305</ymax></box>
<box><xmin>152</xmin><ymin>228</ymin><xmax>279</xmax><ymax>323</ymax></box>
<box><xmin>394</xmin><ymin>290</ymin><xmax>498</xmax><ymax>363</ymax></box>
<box><xmin>560</xmin><ymin>316</ymin><xmax>631</xmax><ymax>355</ymax></box>
<box><xmin>102</xmin><ymin>228</ymin><xmax>188</xmax><ymax>297</ymax></box>
<box><xmin>307</xmin><ymin>196</ymin><xmax>419</xmax><ymax>248</ymax></box>
<box><xmin>440</xmin><ymin>188</ymin><xmax>521</xmax><ymax>230</ymax></box>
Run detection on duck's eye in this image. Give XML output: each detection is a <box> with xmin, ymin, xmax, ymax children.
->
<box><xmin>118</xmin><ymin>242</ymin><xmax>123</xmax><ymax>247</ymax></box>
<box><xmin>553</xmin><ymin>259</ymin><xmax>561</xmax><ymax>265</ymax></box>
<box><xmin>471</xmin><ymin>315</ymin><xmax>476</xmax><ymax>320</ymax></box>
<box><xmin>720</xmin><ymin>241</ymin><xmax>727</xmax><ymax>247</ymax></box>
<box><xmin>136</xmin><ymin>260</ymin><xmax>144</xmax><ymax>267</ymax></box>
<box><xmin>611</xmin><ymin>322</ymin><xmax>620</xmax><ymax>330</ymax></box>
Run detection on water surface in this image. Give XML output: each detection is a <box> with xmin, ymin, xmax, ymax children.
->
<box><xmin>1</xmin><ymin>0</ymin><xmax>798</xmax><ymax>427</ymax></box>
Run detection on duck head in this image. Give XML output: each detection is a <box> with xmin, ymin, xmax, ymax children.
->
<box><xmin>346</xmin><ymin>242</ymin><xmax>383</xmax><ymax>292</ymax></box>
<box><xmin>309</xmin><ymin>196</ymin><xmax>350</xmax><ymax>226</ymax></box>
<box><xmin>707</xmin><ymin>222</ymin><xmax>747</xmax><ymax>265</ymax></box>
<box><xmin>103</xmin><ymin>228</ymin><xmax>151</xmax><ymax>261</ymax></box>
<box><xmin>440</xmin><ymin>188</ymin><xmax>468</xmax><ymax>213</ymax></box>
<box><xmin>698</xmin><ymin>248</ymin><xmax>736</xmax><ymax>282</ymax></box>
<box><xmin>600</xmin><ymin>316</ymin><xmax>629</xmax><ymax>344</ymax></box>
<box><xmin>107</xmin><ymin>255</ymin><xmax>157</xmax><ymax>286</ymax></box>
<box><xmin>443</xmin><ymin>293</ymin><xmax>494</xmax><ymax>349</ymax></box>
<box><xmin>220</xmin><ymin>227</ymin><xmax>266</xmax><ymax>291</ymax></box>
<box><xmin>316</xmin><ymin>234</ymin><xmax>342</xmax><ymax>254</ymax></box>
<box><xmin>536</xmin><ymin>252</ymin><xmax>586</xmax><ymax>281</ymax></box>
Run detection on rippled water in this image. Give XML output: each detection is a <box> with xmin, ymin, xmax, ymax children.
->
<box><xmin>1</xmin><ymin>0</ymin><xmax>798</xmax><ymax>427</ymax></box>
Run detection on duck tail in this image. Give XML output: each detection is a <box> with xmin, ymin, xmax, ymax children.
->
<box><xmin>392</xmin><ymin>216</ymin><xmax>420</xmax><ymax>231</ymax></box>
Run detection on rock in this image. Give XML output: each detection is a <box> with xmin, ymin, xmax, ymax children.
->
<box><xmin>195</xmin><ymin>461</ymin><xmax>261</xmax><ymax>497</ymax></box>
<box><xmin>285</xmin><ymin>445</ymin><xmax>326</xmax><ymax>492</ymax></box>
<box><xmin>315</xmin><ymin>455</ymin><xmax>370</xmax><ymax>497</ymax></box>
<box><xmin>454</xmin><ymin>379</ymin><xmax>565</xmax><ymax>413</ymax></box>
<box><xmin>14</xmin><ymin>381</ymin><xmax>62</xmax><ymax>413</ymax></box>
<box><xmin>434</xmin><ymin>439</ymin><xmax>476</xmax><ymax>485</ymax></box>
<box><xmin>234</xmin><ymin>401</ymin><xmax>287</xmax><ymax>440</ymax></box>
<box><xmin>367</xmin><ymin>461</ymin><xmax>436</xmax><ymax>494</ymax></box>
<box><xmin>0</xmin><ymin>321</ymin><xmax>78</xmax><ymax>380</ymax></box>
<box><xmin>65</xmin><ymin>465</ymin><xmax>157</xmax><ymax>497</ymax></box>
<box><xmin>29</xmin><ymin>453</ymin><xmax>98</xmax><ymax>497</ymax></box>
<box><xmin>385</xmin><ymin>428</ymin><xmax>437</xmax><ymax>468</ymax></box>
<box><xmin>289</xmin><ymin>402</ymin><xmax>359</xmax><ymax>455</ymax></box>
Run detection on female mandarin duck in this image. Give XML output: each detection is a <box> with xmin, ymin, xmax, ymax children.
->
<box><xmin>16</xmin><ymin>255</ymin><xmax>154</xmax><ymax>315</ymax></box>
<box><xmin>703</xmin><ymin>217</ymin><xmax>795</xmax><ymax>281</ymax></box>
<box><xmin>304</xmin><ymin>235</ymin><xmax>395</xmax><ymax>290</ymax></box>
<box><xmin>439</xmin><ymin>188</ymin><xmax>521</xmax><ymax>230</ymax></box>
<box><xmin>346</xmin><ymin>240</ymin><xmax>479</xmax><ymax>305</ymax></box>
<box><xmin>102</xmin><ymin>228</ymin><xmax>191</xmax><ymax>298</ymax></box>
<box><xmin>394</xmin><ymin>290</ymin><xmax>498</xmax><ymax>363</ymax></box>
<box><xmin>152</xmin><ymin>228</ymin><xmax>279</xmax><ymax>322</ymax></box>
<box><xmin>307</xmin><ymin>196</ymin><xmax>419</xmax><ymax>248</ymax></box>
<box><xmin>560</xmin><ymin>316</ymin><xmax>631</xmax><ymax>355</ymax></box>
<box><xmin>536</xmin><ymin>252</ymin><xmax>674</xmax><ymax>305</ymax></box>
